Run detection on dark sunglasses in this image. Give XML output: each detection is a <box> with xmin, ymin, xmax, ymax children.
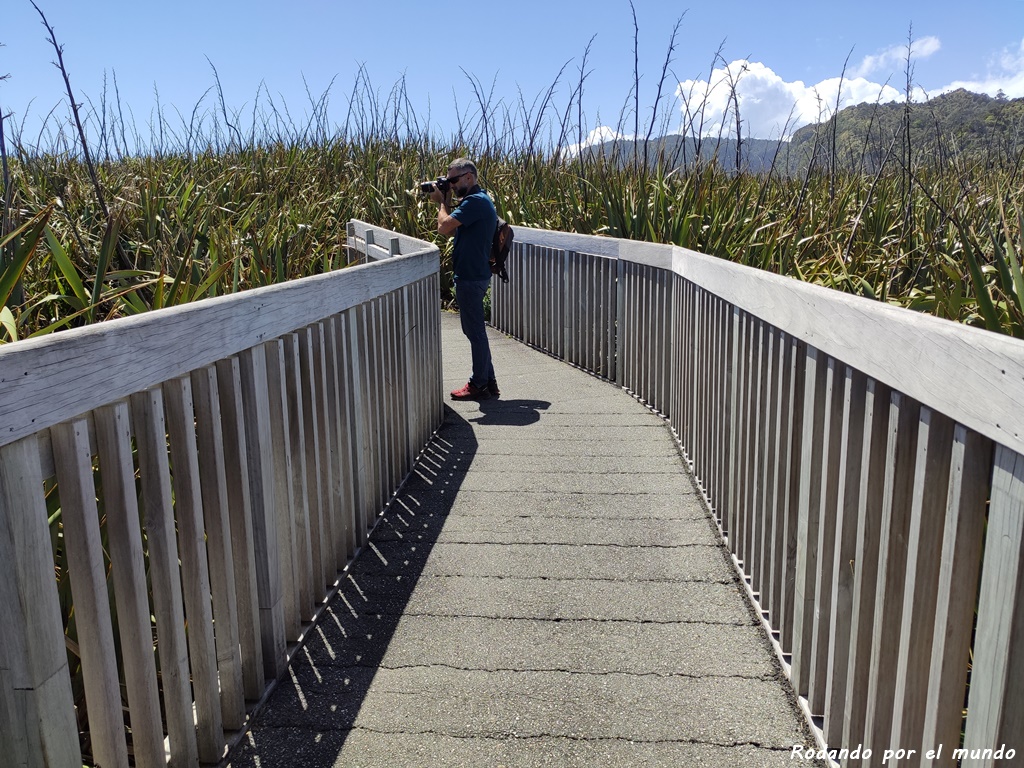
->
<box><xmin>446</xmin><ymin>171</ymin><xmax>471</xmax><ymax>184</ymax></box>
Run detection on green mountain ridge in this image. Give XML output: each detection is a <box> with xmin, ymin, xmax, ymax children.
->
<box><xmin>587</xmin><ymin>89</ymin><xmax>1024</xmax><ymax>175</ymax></box>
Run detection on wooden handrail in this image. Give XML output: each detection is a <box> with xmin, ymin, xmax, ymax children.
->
<box><xmin>492</xmin><ymin>228</ymin><xmax>1024</xmax><ymax>766</ymax></box>
<box><xmin>0</xmin><ymin>222</ymin><xmax>443</xmax><ymax>767</ymax></box>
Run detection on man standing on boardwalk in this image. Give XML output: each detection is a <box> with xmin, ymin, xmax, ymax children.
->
<box><xmin>430</xmin><ymin>157</ymin><xmax>500</xmax><ymax>400</ymax></box>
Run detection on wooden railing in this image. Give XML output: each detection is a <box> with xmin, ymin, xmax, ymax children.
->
<box><xmin>492</xmin><ymin>228</ymin><xmax>1024</xmax><ymax>768</ymax></box>
<box><xmin>0</xmin><ymin>220</ymin><xmax>442</xmax><ymax>767</ymax></box>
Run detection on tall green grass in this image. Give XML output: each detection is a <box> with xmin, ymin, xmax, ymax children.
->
<box><xmin>4</xmin><ymin>140</ymin><xmax>1020</xmax><ymax>341</ymax></box>
<box><xmin>2</xmin><ymin>8</ymin><xmax>1020</xmax><ymax>344</ymax></box>
<box><xmin>3</xmin><ymin>96</ymin><xmax>1021</xmax><ymax>342</ymax></box>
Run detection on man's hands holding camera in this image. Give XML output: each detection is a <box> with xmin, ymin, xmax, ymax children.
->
<box><xmin>428</xmin><ymin>183</ymin><xmax>452</xmax><ymax>207</ymax></box>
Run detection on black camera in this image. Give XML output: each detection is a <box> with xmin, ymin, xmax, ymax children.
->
<box><xmin>418</xmin><ymin>176</ymin><xmax>451</xmax><ymax>195</ymax></box>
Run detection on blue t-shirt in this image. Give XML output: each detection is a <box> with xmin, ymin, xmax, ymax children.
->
<box><xmin>450</xmin><ymin>188</ymin><xmax>497</xmax><ymax>281</ymax></box>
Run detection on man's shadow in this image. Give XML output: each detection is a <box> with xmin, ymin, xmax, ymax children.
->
<box><xmin>471</xmin><ymin>397</ymin><xmax>551</xmax><ymax>426</ymax></box>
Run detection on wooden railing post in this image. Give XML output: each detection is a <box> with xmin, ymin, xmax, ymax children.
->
<box><xmin>0</xmin><ymin>437</ymin><xmax>82</xmax><ymax>767</ymax></box>
<box><xmin>214</xmin><ymin>356</ymin><xmax>266</xmax><ymax>700</ymax></box>
<box><xmin>130</xmin><ymin>388</ymin><xmax>200</xmax><ymax>765</ymax></box>
<box><xmin>963</xmin><ymin>445</ymin><xmax>1024</xmax><ymax>764</ymax></box>
<box><xmin>238</xmin><ymin>345</ymin><xmax>287</xmax><ymax>680</ymax></box>
<box><xmin>51</xmin><ymin>418</ymin><xmax>131</xmax><ymax>768</ymax></box>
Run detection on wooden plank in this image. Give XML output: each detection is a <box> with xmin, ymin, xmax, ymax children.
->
<box><xmin>189</xmin><ymin>366</ymin><xmax>247</xmax><ymax>731</ymax></box>
<box><xmin>264</xmin><ymin>339</ymin><xmax>301</xmax><ymax>641</ymax></box>
<box><xmin>130</xmin><ymin>388</ymin><xmax>200</xmax><ymax>767</ymax></box>
<box><xmin>824</xmin><ymin>368</ymin><xmax>867</xmax><ymax>750</ymax></box>
<box><xmin>781</xmin><ymin>339</ymin><xmax>806</xmax><ymax>655</ymax></box>
<box><xmin>93</xmin><ymin>401</ymin><xmax>166</xmax><ymax>768</ymax></box>
<box><xmin>0</xmin><ymin>436</ymin><xmax>82</xmax><ymax>767</ymax></box>
<box><xmin>379</xmin><ymin>294</ymin><xmax>397</xmax><ymax>493</ymax></box>
<box><xmin>282</xmin><ymin>333</ymin><xmax>315</xmax><ymax>620</ymax></box>
<box><xmin>757</xmin><ymin>328</ymin><xmax>779</xmax><ymax>620</ymax></box>
<box><xmin>920</xmin><ymin>427</ymin><xmax>991</xmax><ymax>767</ymax></box>
<box><xmin>51</xmin><ymin>417</ymin><xmax>130</xmax><ymax>768</ymax></box>
<box><xmin>313</xmin><ymin>322</ymin><xmax>340</xmax><ymax>579</ymax></box>
<box><xmin>0</xmin><ymin>250</ymin><xmax>439</xmax><ymax>450</ymax></box>
<box><xmin>566</xmin><ymin>252</ymin><xmax>578</xmax><ymax>368</ymax></box>
<box><xmin>863</xmin><ymin>392</ymin><xmax>920</xmax><ymax>760</ymax></box>
<box><xmin>963</xmin><ymin>444</ymin><xmax>1024</xmax><ymax>764</ymax></box>
<box><xmin>614</xmin><ymin>257</ymin><xmax>625</xmax><ymax>387</ymax></box>
<box><xmin>751</xmin><ymin>321</ymin><xmax>771</xmax><ymax>602</ymax></box>
<box><xmin>237</xmin><ymin>345</ymin><xmax>287</xmax><ymax>680</ymax></box>
<box><xmin>214</xmin><ymin>356</ymin><xmax>265</xmax><ymax>699</ymax></box>
<box><xmin>333</xmin><ymin>313</ymin><xmax>358</xmax><ymax>559</ymax></box>
<box><xmin>890</xmin><ymin>407</ymin><xmax>955</xmax><ymax>765</ymax></box>
<box><xmin>731</xmin><ymin>312</ymin><xmax>750</xmax><ymax>564</ymax></box>
<box><xmin>792</xmin><ymin>346</ymin><xmax>828</xmax><ymax>697</ymax></box>
<box><xmin>724</xmin><ymin>306</ymin><xmax>741</xmax><ymax>543</ymax></box>
<box><xmin>347</xmin><ymin>306</ymin><xmax>371</xmax><ymax>545</ymax></box>
<box><xmin>370</xmin><ymin>298</ymin><xmax>388</xmax><ymax>516</ymax></box>
<box><xmin>808</xmin><ymin>356</ymin><xmax>845</xmax><ymax>715</ymax></box>
<box><xmin>387</xmin><ymin>292</ymin><xmax>405</xmax><ymax>483</ymax></box>
<box><xmin>748</xmin><ymin>318</ymin><xmax>768</xmax><ymax>588</ymax></box>
<box><xmin>162</xmin><ymin>377</ymin><xmax>225</xmax><ymax>763</ymax></box>
<box><xmin>298</xmin><ymin>327</ymin><xmax>328</xmax><ymax>593</ymax></box>
<box><xmin>841</xmin><ymin>378</ymin><xmax>892</xmax><ymax>768</ymax></box>
<box><xmin>322</xmin><ymin>315</ymin><xmax>349</xmax><ymax>570</ymax></box>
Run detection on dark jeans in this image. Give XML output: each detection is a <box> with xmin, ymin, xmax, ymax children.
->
<box><xmin>455</xmin><ymin>278</ymin><xmax>494</xmax><ymax>387</ymax></box>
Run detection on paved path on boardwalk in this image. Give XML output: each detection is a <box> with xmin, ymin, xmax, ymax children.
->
<box><xmin>224</xmin><ymin>312</ymin><xmax>821</xmax><ymax>768</ymax></box>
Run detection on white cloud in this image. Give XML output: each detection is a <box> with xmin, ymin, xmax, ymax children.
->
<box><xmin>676</xmin><ymin>59</ymin><xmax>904</xmax><ymax>140</ymax></box>
<box><xmin>934</xmin><ymin>37</ymin><xmax>1024</xmax><ymax>99</ymax></box>
<box><xmin>561</xmin><ymin>125</ymin><xmax>633</xmax><ymax>157</ymax></box>
<box><xmin>853</xmin><ymin>35</ymin><xmax>942</xmax><ymax>79</ymax></box>
<box><xmin>581</xmin><ymin>36</ymin><xmax>1024</xmax><ymax>148</ymax></box>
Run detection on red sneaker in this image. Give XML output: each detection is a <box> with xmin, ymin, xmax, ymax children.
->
<box><xmin>450</xmin><ymin>381</ymin><xmax>491</xmax><ymax>400</ymax></box>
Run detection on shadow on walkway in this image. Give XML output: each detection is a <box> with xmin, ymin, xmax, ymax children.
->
<box><xmin>470</xmin><ymin>396</ymin><xmax>551</xmax><ymax>427</ymax></box>
<box><xmin>224</xmin><ymin>405</ymin><xmax>478</xmax><ymax>766</ymax></box>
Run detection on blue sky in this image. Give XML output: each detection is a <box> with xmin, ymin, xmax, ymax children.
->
<box><xmin>2</xmin><ymin>0</ymin><xmax>1023</xmax><ymax>149</ymax></box>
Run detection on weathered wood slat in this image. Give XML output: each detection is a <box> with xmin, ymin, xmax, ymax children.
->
<box><xmin>824</xmin><ymin>367</ymin><xmax>867</xmax><ymax>749</ymax></box>
<box><xmin>863</xmin><ymin>393</ymin><xmax>920</xmax><ymax>758</ymax></box>
<box><xmin>162</xmin><ymin>376</ymin><xmax>225</xmax><ymax>763</ymax></box>
<box><xmin>238</xmin><ymin>345</ymin><xmax>287</xmax><ymax>680</ymax></box>
<box><xmin>189</xmin><ymin>366</ymin><xmax>247</xmax><ymax>730</ymax></box>
<box><xmin>841</xmin><ymin>379</ymin><xmax>891</xmax><ymax>768</ymax></box>
<box><xmin>890</xmin><ymin>408</ymin><xmax>955</xmax><ymax>765</ymax></box>
<box><xmin>293</xmin><ymin>329</ymin><xmax>322</xmax><ymax>601</ymax></box>
<box><xmin>348</xmin><ymin>305</ymin><xmax>371</xmax><ymax>544</ymax></box>
<box><xmin>808</xmin><ymin>356</ymin><xmax>845</xmax><ymax>715</ymax></box>
<box><xmin>0</xmin><ymin>437</ymin><xmax>82</xmax><ymax>767</ymax></box>
<box><xmin>963</xmin><ymin>444</ymin><xmax>1024</xmax><ymax>764</ymax></box>
<box><xmin>51</xmin><ymin>418</ymin><xmax>130</xmax><ymax>768</ymax></box>
<box><xmin>214</xmin><ymin>356</ymin><xmax>265</xmax><ymax>700</ymax></box>
<box><xmin>333</xmin><ymin>312</ymin><xmax>359</xmax><ymax>559</ymax></box>
<box><xmin>93</xmin><ymin>401</ymin><xmax>166</xmax><ymax>768</ymax></box>
<box><xmin>130</xmin><ymin>388</ymin><xmax>199</xmax><ymax>767</ymax></box>
<box><xmin>312</xmin><ymin>322</ymin><xmax>340</xmax><ymax>581</ymax></box>
<box><xmin>781</xmin><ymin>340</ymin><xmax>806</xmax><ymax>655</ymax></box>
<box><xmin>322</xmin><ymin>316</ymin><xmax>347</xmax><ymax>570</ymax></box>
<box><xmin>920</xmin><ymin>427</ymin><xmax>991</xmax><ymax>767</ymax></box>
<box><xmin>264</xmin><ymin>339</ymin><xmax>301</xmax><ymax>641</ymax></box>
<box><xmin>793</xmin><ymin>347</ymin><xmax>827</xmax><ymax>697</ymax></box>
<box><xmin>282</xmin><ymin>333</ymin><xmax>315</xmax><ymax>621</ymax></box>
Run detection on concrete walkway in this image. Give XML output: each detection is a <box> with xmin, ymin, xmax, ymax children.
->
<box><xmin>224</xmin><ymin>312</ymin><xmax>821</xmax><ymax>768</ymax></box>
